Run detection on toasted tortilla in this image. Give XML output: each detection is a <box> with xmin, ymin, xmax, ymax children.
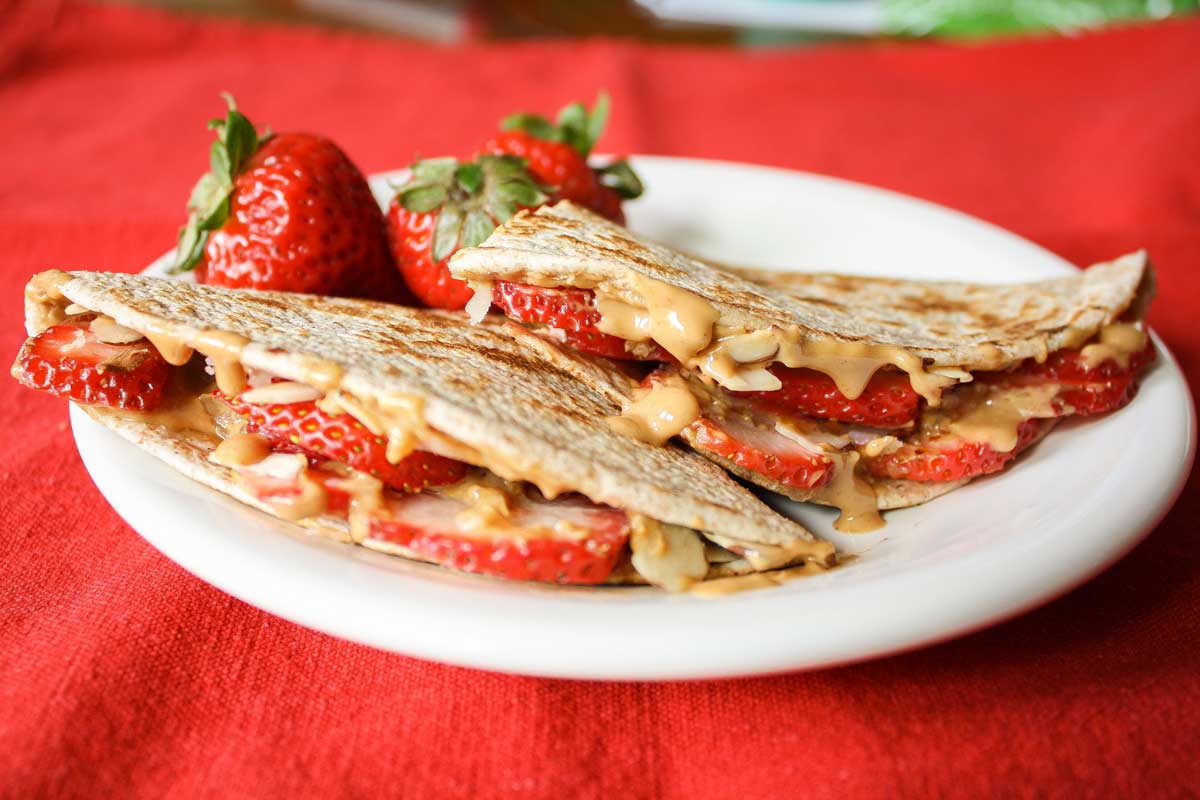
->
<box><xmin>448</xmin><ymin>201</ymin><xmax>1154</xmax><ymax>372</ymax></box>
<box><xmin>25</xmin><ymin>270</ymin><xmax>834</xmax><ymax>584</ymax></box>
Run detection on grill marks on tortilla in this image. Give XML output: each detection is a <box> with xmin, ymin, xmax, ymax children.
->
<box><xmin>450</xmin><ymin>204</ymin><xmax>1150</xmax><ymax>373</ymax></box>
<box><xmin>43</xmin><ymin>270</ymin><xmax>819</xmax><ymax>548</ymax></box>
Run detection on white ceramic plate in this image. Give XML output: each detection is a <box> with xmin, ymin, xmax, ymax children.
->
<box><xmin>71</xmin><ymin>156</ymin><xmax>1195</xmax><ymax>680</ymax></box>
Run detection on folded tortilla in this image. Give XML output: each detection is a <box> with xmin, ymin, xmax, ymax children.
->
<box><xmin>23</xmin><ymin>270</ymin><xmax>835</xmax><ymax>588</ymax></box>
<box><xmin>448</xmin><ymin>201</ymin><xmax>1155</xmax><ymax>515</ymax></box>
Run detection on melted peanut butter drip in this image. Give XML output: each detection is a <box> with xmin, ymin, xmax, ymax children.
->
<box><xmin>775</xmin><ymin>336</ymin><xmax>956</xmax><ymax>405</ymax></box>
<box><xmin>1080</xmin><ymin>323</ymin><xmax>1148</xmax><ymax>370</ymax></box>
<box><xmin>606</xmin><ymin>374</ymin><xmax>701</xmax><ymax>445</ymax></box>
<box><xmin>596</xmin><ymin>274</ymin><xmax>720</xmax><ymax>362</ymax></box>
<box><xmin>269</xmin><ymin>472</ymin><xmax>329</xmax><ymax>522</ymax></box>
<box><xmin>193</xmin><ymin>330</ymin><xmax>250</xmax><ymax>396</ymax></box>
<box><xmin>109</xmin><ymin>364</ymin><xmax>219</xmax><ymax>441</ymax></box>
<box><xmin>592</xmin><ymin>271</ymin><xmax>958</xmax><ymax>404</ymax></box>
<box><xmin>141</xmin><ymin>327</ymin><xmax>195</xmax><ymax>366</ymax></box>
<box><xmin>324</xmin><ymin>470</ymin><xmax>384</xmax><ymax>543</ymax></box>
<box><xmin>438</xmin><ymin>475</ymin><xmax>515</xmax><ymax>532</ymax></box>
<box><xmin>942</xmin><ymin>385</ymin><xmax>1059</xmax><ymax>452</ymax></box>
<box><xmin>689</xmin><ymin>561</ymin><xmax>828</xmax><ymax>597</ymax></box>
<box><xmin>810</xmin><ymin>451</ymin><xmax>884</xmax><ymax>533</ymax></box>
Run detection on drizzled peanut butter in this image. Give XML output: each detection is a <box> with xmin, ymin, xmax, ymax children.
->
<box><xmin>689</xmin><ymin>561</ymin><xmax>827</xmax><ymax>597</ymax></box>
<box><xmin>1080</xmin><ymin>322</ymin><xmax>1148</xmax><ymax>370</ymax></box>
<box><xmin>811</xmin><ymin>451</ymin><xmax>883</xmax><ymax>533</ymax></box>
<box><xmin>590</xmin><ymin>271</ymin><xmax>958</xmax><ymax>405</ymax></box>
<box><xmin>193</xmin><ymin>330</ymin><xmax>250</xmax><ymax>396</ymax></box>
<box><xmin>942</xmin><ymin>385</ymin><xmax>1059</xmax><ymax>452</ymax></box>
<box><xmin>606</xmin><ymin>373</ymin><xmax>701</xmax><ymax>445</ymax></box>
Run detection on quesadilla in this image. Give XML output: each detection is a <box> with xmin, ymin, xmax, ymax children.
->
<box><xmin>13</xmin><ymin>270</ymin><xmax>835</xmax><ymax>591</ymax></box>
<box><xmin>448</xmin><ymin>202</ymin><xmax>1157</xmax><ymax>531</ymax></box>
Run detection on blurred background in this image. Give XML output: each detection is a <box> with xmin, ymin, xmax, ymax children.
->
<box><xmin>71</xmin><ymin>0</ymin><xmax>1200</xmax><ymax>42</ymax></box>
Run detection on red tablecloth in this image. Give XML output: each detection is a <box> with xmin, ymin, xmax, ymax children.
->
<box><xmin>2</xmin><ymin>4</ymin><xmax>1198</xmax><ymax>797</ymax></box>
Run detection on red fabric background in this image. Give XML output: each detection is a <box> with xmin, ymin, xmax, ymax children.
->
<box><xmin>2</xmin><ymin>4</ymin><xmax>1198</xmax><ymax>797</ymax></box>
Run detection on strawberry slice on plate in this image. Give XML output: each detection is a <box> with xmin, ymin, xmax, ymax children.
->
<box><xmin>864</xmin><ymin>418</ymin><xmax>1049</xmax><ymax>482</ymax></box>
<box><xmin>220</xmin><ymin>393</ymin><xmax>467</xmax><ymax>492</ymax></box>
<box><xmin>736</xmin><ymin>367</ymin><xmax>921</xmax><ymax>429</ymax></box>
<box><xmin>369</xmin><ymin>490</ymin><xmax>631</xmax><ymax>585</ymax></box>
<box><xmin>13</xmin><ymin>318</ymin><xmax>171</xmax><ymax>411</ymax></box>
<box><xmin>686</xmin><ymin>412</ymin><xmax>834</xmax><ymax>490</ymax></box>
<box><xmin>492</xmin><ymin>281</ymin><xmax>671</xmax><ymax>361</ymax></box>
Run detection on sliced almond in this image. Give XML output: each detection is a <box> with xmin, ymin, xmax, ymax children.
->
<box><xmin>239</xmin><ymin>381</ymin><xmax>324</xmax><ymax>405</ymax></box>
<box><xmin>629</xmin><ymin>516</ymin><xmax>708</xmax><ymax>592</ymax></box>
<box><xmin>721</xmin><ymin>331</ymin><xmax>779</xmax><ymax>364</ymax></box>
<box><xmin>90</xmin><ymin>316</ymin><xmax>145</xmax><ymax>344</ymax></box>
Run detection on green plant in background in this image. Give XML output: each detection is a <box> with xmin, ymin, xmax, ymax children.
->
<box><xmin>884</xmin><ymin>0</ymin><xmax>1199</xmax><ymax>37</ymax></box>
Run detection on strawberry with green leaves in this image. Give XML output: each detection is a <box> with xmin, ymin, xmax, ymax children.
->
<box><xmin>386</xmin><ymin>155</ymin><xmax>547</xmax><ymax>309</ymax></box>
<box><xmin>481</xmin><ymin>93</ymin><xmax>643</xmax><ymax>224</ymax></box>
<box><xmin>174</xmin><ymin>95</ymin><xmax>406</xmax><ymax>301</ymax></box>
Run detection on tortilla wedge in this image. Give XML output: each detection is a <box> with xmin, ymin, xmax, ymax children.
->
<box><xmin>448</xmin><ymin>201</ymin><xmax>1156</xmax><ymax>527</ymax></box>
<box><xmin>19</xmin><ymin>270</ymin><xmax>835</xmax><ymax>590</ymax></box>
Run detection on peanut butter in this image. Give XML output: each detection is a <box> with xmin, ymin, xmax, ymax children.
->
<box><xmin>810</xmin><ymin>451</ymin><xmax>883</xmax><ymax>533</ymax></box>
<box><xmin>193</xmin><ymin>330</ymin><xmax>250</xmax><ymax>396</ymax></box>
<box><xmin>439</xmin><ymin>476</ymin><xmax>515</xmax><ymax>531</ymax></box>
<box><xmin>688</xmin><ymin>562</ymin><xmax>827</xmax><ymax>597</ymax></box>
<box><xmin>943</xmin><ymin>385</ymin><xmax>1059</xmax><ymax>452</ymax></box>
<box><xmin>606</xmin><ymin>374</ymin><xmax>701</xmax><ymax>445</ymax></box>
<box><xmin>596</xmin><ymin>273</ymin><xmax>720</xmax><ymax>362</ymax></box>
<box><xmin>141</xmin><ymin>325</ymin><xmax>196</xmax><ymax>366</ymax></box>
<box><xmin>324</xmin><ymin>470</ymin><xmax>384</xmax><ymax>543</ymax></box>
<box><xmin>1080</xmin><ymin>322</ymin><xmax>1148</xmax><ymax>370</ymax></box>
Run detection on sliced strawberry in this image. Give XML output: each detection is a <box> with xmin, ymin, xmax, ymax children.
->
<box><xmin>864</xmin><ymin>418</ymin><xmax>1049</xmax><ymax>482</ymax></box>
<box><xmin>986</xmin><ymin>341</ymin><xmax>1156</xmax><ymax>416</ymax></box>
<box><xmin>369</xmin><ymin>490</ymin><xmax>630</xmax><ymax>585</ymax></box>
<box><xmin>219</xmin><ymin>393</ymin><xmax>467</xmax><ymax>492</ymax></box>
<box><xmin>13</xmin><ymin>319</ymin><xmax>171</xmax><ymax>411</ymax></box>
<box><xmin>736</xmin><ymin>367</ymin><xmax>921</xmax><ymax>428</ymax></box>
<box><xmin>686</xmin><ymin>413</ymin><xmax>834</xmax><ymax>490</ymax></box>
<box><xmin>492</xmin><ymin>280</ymin><xmax>670</xmax><ymax>361</ymax></box>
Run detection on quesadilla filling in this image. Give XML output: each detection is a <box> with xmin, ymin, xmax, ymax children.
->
<box><xmin>12</xmin><ymin>309</ymin><xmax>783</xmax><ymax>590</ymax></box>
<box><xmin>479</xmin><ymin>281</ymin><xmax>1155</xmax><ymax>531</ymax></box>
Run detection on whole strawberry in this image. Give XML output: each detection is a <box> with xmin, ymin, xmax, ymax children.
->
<box><xmin>173</xmin><ymin>94</ymin><xmax>407</xmax><ymax>301</ymax></box>
<box><xmin>386</xmin><ymin>154</ymin><xmax>546</xmax><ymax>309</ymax></box>
<box><xmin>480</xmin><ymin>93</ymin><xmax>643</xmax><ymax>224</ymax></box>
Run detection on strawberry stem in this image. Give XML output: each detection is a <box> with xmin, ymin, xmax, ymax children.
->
<box><xmin>171</xmin><ymin>93</ymin><xmax>263</xmax><ymax>273</ymax></box>
<box><xmin>396</xmin><ymin>154</ymin><xmax>548</xmax><ymax>263</ymax></box>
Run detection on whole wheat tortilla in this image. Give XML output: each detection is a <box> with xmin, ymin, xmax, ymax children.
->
<box><xmin>448</xmin><ymin>201</ymin><xmax>1154</xmax><ymax>372</ymax></box>
<box><xmin>25</xmin><ymin>270</ymin><xmax>833</xmax><ymax>573</ymax></box>
<box><xmin>77</xmin><ymin>405</ymin><xmax>787</xmax><ymax>584</ymax></box>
